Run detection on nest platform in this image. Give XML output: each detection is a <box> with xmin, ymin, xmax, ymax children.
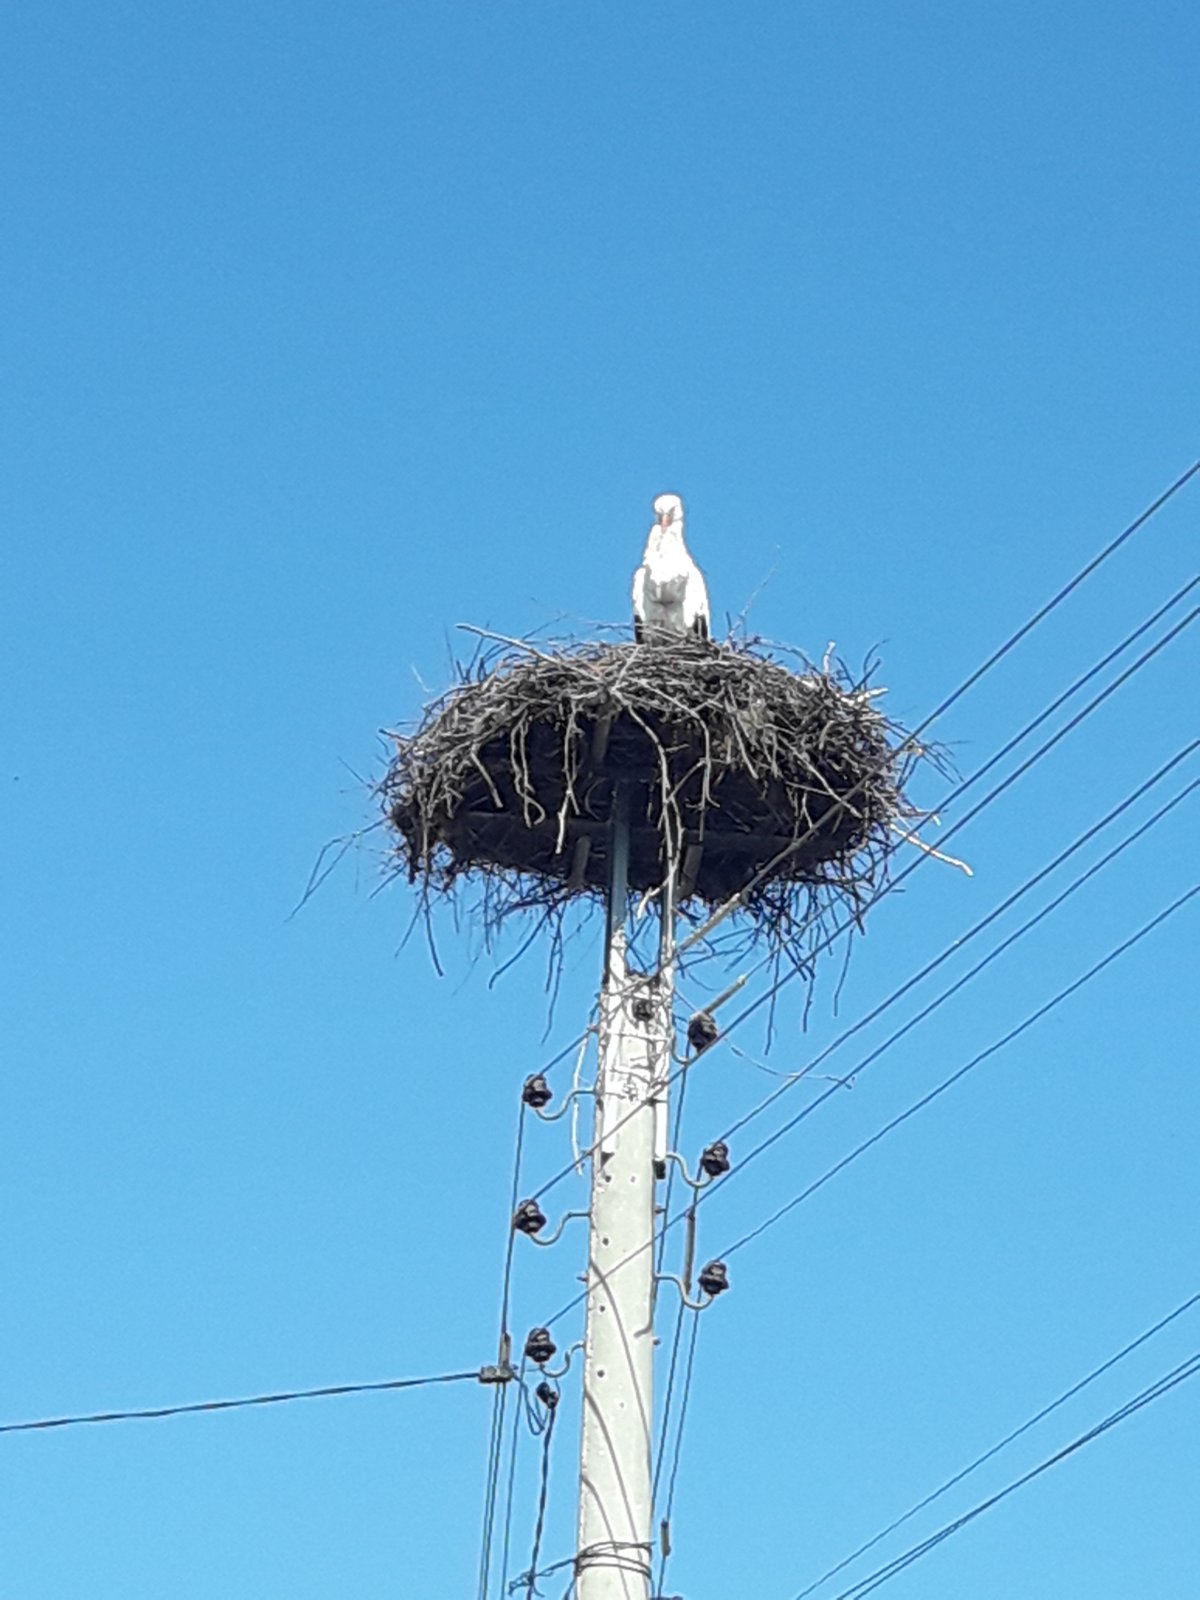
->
<box><xmin>382</xmin><ymin>636</ymin><xmax>923</xmax><ymax>950</ymax></box>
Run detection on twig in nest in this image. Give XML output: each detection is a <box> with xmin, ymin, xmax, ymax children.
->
<box><xmin>889</xmin><ymin>820</ymin><xmax>973</xmax><ymax>876</ymax></box>
<box><xmin>380</xmin><ymin>630</ymin><xmax>943</xmax><ymax>988</ymax></box>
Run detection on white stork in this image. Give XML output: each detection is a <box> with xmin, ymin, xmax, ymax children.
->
<box><xmin>631</xmin><ymin>493</ymin><xmax>711</xmax><ymax>643</ymax></box>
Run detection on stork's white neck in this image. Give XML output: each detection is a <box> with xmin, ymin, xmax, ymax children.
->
<box><xmin>645</xmin><ymin>522</ymin><xmax>687</xmax><ymax>563</ymax></box>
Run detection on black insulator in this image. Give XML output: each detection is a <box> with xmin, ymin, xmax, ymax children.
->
<box><xmin>699</xmin><ymin>1140</ymin><xmax>731</xmax><ymax>1178</ymax></box>
<box><xmin>522</xmin><ymin>1073</ymin><xmax>553</xmax><ymax>1110</ymax></box>
<box><xmin>525</xmin><ymin>1326</ymin><xmax>557</xmax><ymax>1365</ymax></box>
<box><xmin>513</xmin><ymin>1198</ymin><xmax>547</xmax><ymax>1236</ymax></box>
<box><xmin>653</xmin><ymin>1157</ymin><xmax>667</xmax><ymax>1181</ymax></box>
<box><xmin>535</xmin><ymin>1379</ymin><xmax>560</xmax><ymax>1409</ymax></box>
<box><xmin>698</xmin><ymin>1259</ymin><xmax>730</xmax><ymax>1298</ymax></box>
<box><xmin>632</xmin><ymin>995</ymin><xmax>655</xmax><ymax>1023</ymax></box>
<box><xmin>687</xmin><ymin>1011</ymin><xmax>720</xmax><ymax>1054</ymax></box>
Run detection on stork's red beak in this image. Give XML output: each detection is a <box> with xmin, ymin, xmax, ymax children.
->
<box><xmin>658</xmin><ymin>510</ymin><xmax>671</xmax><ymax>529</ymax></box>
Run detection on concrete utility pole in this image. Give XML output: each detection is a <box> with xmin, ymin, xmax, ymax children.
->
<box><xmin>576</xmin><ymin>792</ymin><xmax>674</xmax><ymax>1600</ymax></box>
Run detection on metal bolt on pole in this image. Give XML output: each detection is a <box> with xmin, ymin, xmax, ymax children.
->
<box><xmin>576</xmin><ymin>789</ymin><xmax>674</xmax><ymax>1600</ymax></box>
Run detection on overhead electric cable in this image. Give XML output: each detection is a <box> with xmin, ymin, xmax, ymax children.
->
<box><xmin>813</xmin><ymin>1347</ymin><xmax>1200</xmax><ymax>1600</ymax></box>
<box><xmin>478</xmin><ymin>1100</ymin><xmax>529</xmax><ymax>1600</ymax></box>
<box><xmin>716</xmin><ymin>567</ymin><xmax>1198</xmax><ymax>1003</ymax></box>
<box><xmin>646</xmin><ymin>859</ymin><xmax>1196</xmax><ymax>1591</ymax></box>
<box><xmin>642</xmin><ymin>715</ymin><xmax>1195</xmax><ymax>1553</ymax></box>
<box><xmin>656</xmin><ymin>1041</ymin><xmax>693</xmax><ymax>1274</ymax></box>
<box><xmin>650</xmin><ymin>1090</ymin><xmax>696</xmax><ymax>1554</ymax></box>
<box><xmin>478</xmin><ymin>1392</ymin><xmax>504</xmax><ymax>1600</ymax></box>
<box><xmin>497</xmin><ymin>1361</ymin><xmax>528</xmax><ymax>1600</ymax></box>
<box><xmin>643</xmin><ymin>791</ymin><xmax>1197</xmax><ymax>1590</ymax></box>
<box><xmin>794</xmin><ymin>1288</ymin><xmax>1200</xmax><ymax>1598</ymax></box>
<box><xmin>683</xmin><ymin>571</ymin><xmax>1197</xmax><ymax>1129</ymax></box>
<box><xmin>721</xmin><ymin>882</ymin><xmax>1199</xmax><ymax>1261</ymax></box>
<box><xmin>0</xmin><ymin>1368</ymin><xmax>480</xmax><ymax>1435</ymax></box>
<box><xmin>653</xmin><ymin>1307</ymin><xmax>701</xmax><ymax>1599</ymax></box>
<box><xmin>879</xmin><ymin>459</ymin><xmax>1198</xmax><ymax>728</ymax></box>
<box><xmin>513</xmin><ymin>1391</ymin><xmax>559</xmax><ymax>1595</ymax></box>
<box><xmin>676</xmin><ymin>478</ymin><xmax>1200</xmax><ymax>964</ymax></box>
<box><xmin>649</xmin><ymin>1021</ymin><xmax>699</xmax><ymax>1518</ymax></box>
<box><xmin>535</xmin><ymin>1019</ymin><xmax>599</xmax><ymax>1083</ymax></box>
<box><xmin>651</xmin><ymin>1300</ymin><xmax>689</xmax><ymax>1504</ymax></box>
<box><xmin>708</xmin><ymin>766</ymin><xmax>1199</xmax><ymax>1207</ymax></box>
<box><xmin>722</xmin><ymin>738</ymin><xmax>1197</xmax><ymax>1143</ymax></box>
<box><xmin>499</xmin><ymin>1106</ymin><xmax>528</xmax><ymax>1365</ymax></box>
<box><xmin>530</xmin><ymin>602</ymin><xmax>1197</xmax><ymax>1217</ymax></box>
<box><xmin>500</xmin><ymin>469</ymin><xmax>1199</xmax><ymax>1571</ymax></box>
<box><xmin>534</xmin><ymin>601</ymin><xmax>1200</xmax><ymax>1222</ymax></box>
<box><xmin>714</xmin><ymin>603</ymin><xmax>1197</xmax><ymax>1060</ymax></box>
<box><xmin>538</xmin><ymin>808</ymin><xmax>1197</xmax><ymax>1332</ymax></box>
<box><xmin>634</xmin><ymin>612</ymin><xmax>1200</xmax><ymax>1258</ymax></box>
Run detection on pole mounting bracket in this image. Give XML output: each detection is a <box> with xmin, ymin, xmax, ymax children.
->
<box><xmin>477</xmin><ymin>1363</ymin><xmax>518</xmax><ymax>1385</ymax></box>
<box><xmin>655</xmin><ymin>1258</ymin><xmax>731</xmax><ymax>1311</ymax></box>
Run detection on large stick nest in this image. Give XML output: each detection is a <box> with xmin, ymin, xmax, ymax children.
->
<box><xmin>381</xmin><ymin>633</ymin><xmax>931</xmax><ymax>969</ymax></box>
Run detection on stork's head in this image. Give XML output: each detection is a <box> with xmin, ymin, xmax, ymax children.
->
<box><xmin>652</xmin><ymin>492</ymin><xmax>684</xmax><ymax>530</ymax></box>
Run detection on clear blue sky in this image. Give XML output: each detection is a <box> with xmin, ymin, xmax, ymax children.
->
<box><xmin>3</xmin><ymin>3</ymin><xmax>1198</xmax><ymax>1596</ymax></box>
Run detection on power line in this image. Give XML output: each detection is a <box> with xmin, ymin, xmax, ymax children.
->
<box><xmin>478</xmin><ymin>1389</ymin><xmax>509</xmax><ymax>1600</ymax></box>
<box><xmin>721</xmin><ymin>882</ymin><xmax>1200</xmax><ymax>1261</ymax></box>
<box><xmin>645</xmin><ymin>785</ymin><xmax>1197</xmax><ymax>1589</ymax></box>
<box><xmin>701</xmin><ymin>584</ymin><xmax>1198</xmax><ymax>1155</ymax></box>
<box><xmin>648</xmin><ymin>871</ymin><xmax>1196</xmax><ymax>1594</ymax></box>
<box><xmin>503</xmin><ymin>466</ymin><xmax>1199</xmax><ymax>1585</ymax></box>
<box><xmin>890</xmin><ymin>459</ymin><xmax>1198</xmax><ymax>730</ymax></box>
<box><xmin>653</xmin><ymin>1307</ymin><xmax>701</xmax><ymax>1599</ymax></box>
<box><xmin>528</xmin><ymin>501</ymin><xmax>1199</xmax><ymax>1207</ymax></box>
<box><xmin>535</xmin><ymin>1019</ymin><xmax>599</xmax><ymax>1084</ymax></box>
<box><xmin>718</xmin><ymin>568</ymin><xmax>1198</xmax><ymax>1015</ymax></box>
<box><xmin>528</xmin><ymin>591</ymin><xmax>1198</xmax><ymax>1212</ymax></box>
<box><xmin>640</xmin><ymin>742</ymin><xmax>1196</xmax><ymax>1566</ymax></box>
<box><xmin>0</xmin><ymin>1368</ymin><xmax>481</xmax><ymax>1435</ymax></box>
<box><xmin>499</xmin><ymin>1104</ymin><xmax>528</xmax><ymax>1356</ymax></box>
<box><xmin>604</xmin><ymin>618</ymin><xmax>1200</xmax><ymax>1263</ymax></box>
<box><xmin>722</xmin><ymin>738</ymin><xmax>1197</xmax><ymax>1146</ymax></box>
<box><xmin>649</xmin><ymin>1065</ymin><xmax>697</xmax><ymax>1547</ymax></box>
<box><xmin>512</xmin><ymin>1390</ymin><xmax>560</xmax><ymax>1595</ymax></box>
<box><xmin>524</xmin><ymin>482</ymin><xmax>1199</xmax><ymax>1232</ymax></box>
<box><xmin>814</xmin><ymin>1347</ymin><xmax>1200</xmax><ymax>1600</ymax></box>
<box><xmin>479</xmin><ymin>1101</ymin><xmax>530</xmax><ymax>1600</ymax></box>
<box><xmin>651</xmin><ymin>1298</ymin><xmax>689</xmax><ymax>1508</ymax></box>
<box><xmin>497</xmin><ymin>1361</ymin><xmax>529</xmax><ymax>1600</ymax></box>
<box><xmin>794</xmin><ymin>1288</ymin><xmax>1200</xmax><ymax>1598</ymax></box>
<box><xmin>715</xmin><ymin>601</ymin><xmax>1197</xmax><ymax>1061</ymax></box>
<box><xmin>536</xmin><ymin>759</ymin><xmax>1197</xmax><ymax>1331</ymax></box>
<box><xmin>707</xmin><ymin>765</ymin><xmax>1199</xmax><ymax>1221</ymax></box>
<box><xmin>490</xmin><ymin>1030</ymin><xmax>595</xmax><ymax>1596</ymax></box>
<box><xmin>657</xmin><ymin>1046</ymin><xmax>693</xmax><ymax>1277</ymax></box>
<box><xmin>676</xmin><ymin>474</ymin><xmax>1200</xmax><ymax>967</ymax></box>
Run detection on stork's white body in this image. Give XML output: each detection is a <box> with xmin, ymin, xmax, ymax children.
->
<box><xmin>632</xmin><ymin>493</ymin><xmax>710</xmax><ymax>642</ymax></box>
